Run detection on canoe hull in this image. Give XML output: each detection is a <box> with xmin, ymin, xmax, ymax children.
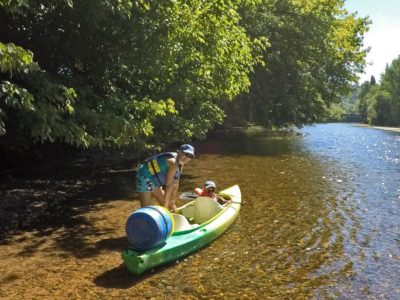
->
<box><xmin>122</xmin><ymin>185</ymin><xmax>241</xmax><ymax>274</ymax></box>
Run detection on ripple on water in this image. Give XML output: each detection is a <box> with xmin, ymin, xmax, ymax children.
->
<box><xmin>143</xmin><ymin>124</ymin><xmax>400</xmax><ymax>299</ymax></box>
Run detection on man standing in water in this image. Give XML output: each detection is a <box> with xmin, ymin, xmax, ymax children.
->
<box><xmin>136</xmin><ymin>144</ymin><xmax>195</xmax><ymax>211</ymax></box>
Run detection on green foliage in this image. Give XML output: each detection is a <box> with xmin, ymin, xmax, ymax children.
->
<box><xmin>326</xmin><ymin>103</ymin><xmax>346</xmax><ymax>121</ymax></box>
<box><xmin>0</xmin><ymin>0</ymin><xmax>371</xmax><ymax>153</ymax></box>
<box><xmin>1</xmin><ymin>0</ymin><xmax>262</xmax><ymax>151</ymax></box>
<box><xmin>354</xmin><ymin>57</ymin><xmax>400</xmax><ymax>126</ymax></box>
<box><xmin>356</xmin><ymin>79</ymin><xmax>373</xmax><ymax>123</ymax></box>
<box><xmin>380</xmin><ymin>56</ymin><xmax>400</xmax><ymax>125</ymax></box>
<box><xmin>363</xmin><ymin>85</ymin><xmax>390</xmax><ymax>125</ymax></box>
<box><xmin>325</xmin><ymin>84</ymin><xmax>360</xmax><ymax>122</ymax></box>
<box><xmin>0</xmin><ymin>0</ymin><xmax>30</xmax><ymax>13</ymax></box>
<box><xmin>226</xmin><ymin>0</ymin><xmax>369</xmax><ymax>127</ymax></box>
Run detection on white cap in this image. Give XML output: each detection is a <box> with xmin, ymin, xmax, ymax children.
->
<box><xmin>204</xmin><ymin>180</ymin><xmax>216</xmax><ymax>189</ymax></box>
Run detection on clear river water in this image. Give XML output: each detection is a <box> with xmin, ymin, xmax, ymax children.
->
<box><xmin>172</xmin><ymin>123</ymin><xmax>400</xmax><ymax>299</ymax></box>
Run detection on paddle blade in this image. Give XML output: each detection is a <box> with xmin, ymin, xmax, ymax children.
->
<box><xmin>179</xmin><ymin>192</ymin><xmax>198</xmax><ymax>201</ymax></box>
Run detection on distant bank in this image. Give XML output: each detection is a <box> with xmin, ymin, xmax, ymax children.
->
<box><xmin>354</xmin><ymin>123</ymin><xmax>400</xmax><ymax>133</ymax></box>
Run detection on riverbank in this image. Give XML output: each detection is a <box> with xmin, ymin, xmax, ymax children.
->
<box><xmin>354</xmin><ymin>123</ymin><xmax>400</xmax><ymax>132</ymax></box>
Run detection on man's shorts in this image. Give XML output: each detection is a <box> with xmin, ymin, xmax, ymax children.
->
<box><xmin>136</xmin><ymin>164</ymin><xmax>158</xmax><ymax>192</ymax></box>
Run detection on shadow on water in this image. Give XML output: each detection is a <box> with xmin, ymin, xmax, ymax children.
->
<box><xmin>94</xmin><ymin>259</ymin><xmax>181</xmax><ymax>289</ymax></box>
<box><xmin>199</xmin><ymin>127</ymin><xmax>304</xmax><ymax>157</ymax></box>
<box><xmin>0</xmin><ymin>157</ymin><xmax>137</xmax><ymax>255</ymax></box>
<box><xmin>93</xmin><ymin>264</ymin><xmax>149</xmax><ymax>289</ymax></box>
<box><xmin>1</xmin><ymin>150</ymin><xmax>200</xmax><ymax>261</ymax></box>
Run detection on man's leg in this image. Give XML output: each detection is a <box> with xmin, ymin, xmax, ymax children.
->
<box><xmin>151</xmin><ymin>188</ymin><xmax>165</xmax><ymax>206</ymax></box>
<box><xmin>139</xmin><ymin>191</ymin><xmax>152</xmax><ymax>207</ymax></box>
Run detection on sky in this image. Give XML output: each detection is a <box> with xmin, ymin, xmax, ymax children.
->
<box><xmin>344</xmin><ymin>0</ymin><xmax>400</xmax><ymax>83</ymax></box>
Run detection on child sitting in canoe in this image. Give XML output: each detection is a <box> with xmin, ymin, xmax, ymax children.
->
<box><xmin>194</xmin><ymin>180</ymin><xmax>227</xmax><ymax>205</ymax></box>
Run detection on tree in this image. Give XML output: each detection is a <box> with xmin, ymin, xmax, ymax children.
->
<box><xmin>356</xmin><ymin>57</ymin><xmax>400</xmax><ymax>126</ymax></box>
<box><xmin>380</xmin><ymin>56</ymin><xmax>400</xmax><ymax>125</ymax></box>
<box><xmin>226</xmin><ymin>0</ymin><xmax>370</xmax><ymax>127</ymax></box>
<box><xmin>363</xmin><ymin>86</ymin><xmax>391</xmax><ymax>125</ymax></box>
<box><xmin>1</xmin><ymin>0</ymin><xmax>264</xmax><ymax>152</ymax></box>
<box><xmin>370</xmin><ymin>75</ymin><xmax>376</xmax><ymax>86</ymax></box>
<box><xmin>326</xmin><ymin>83</ymin><xmax>360</xmax><ymax>122</ymax></box>
<box><xmin>356</xmin><ymin>79</ymin><xmax>373</xmax><ymax>122</ymax></box>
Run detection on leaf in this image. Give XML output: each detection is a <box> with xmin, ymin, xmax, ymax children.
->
<box><xmin>65</xmin><ymin>0</ymin><xmax>73</xmax><ymax>8</ymax></box>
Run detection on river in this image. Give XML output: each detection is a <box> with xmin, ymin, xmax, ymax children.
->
<box><xmin>3</xmin><ymin>123</ymin><xmax>400</xmax><ymax>299</ymax></box>
<box><xmin>173</xmin><ymin>123</ymin><xmax>400</xmax><ymax>299</ymax></box>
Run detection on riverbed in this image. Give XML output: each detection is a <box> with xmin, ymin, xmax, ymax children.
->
<box><xmin>0</xmin><ymin>123</ymin><xmax>399</xmax><ymax>299</ymax></box>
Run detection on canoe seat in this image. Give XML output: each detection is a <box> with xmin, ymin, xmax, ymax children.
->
<box><xmin>172</xmin><ymin>213</ymin><xmax>197</xmax><ymax>231</ymax></box>
<box><xmin>180</xmin><ymin>204</ymin><xmax>195</xmax><ymax>221</ymax></box>
<box><xmin>193</xmin><ymin>196</ymin><xmax>223</xmax><ymax>224</ymax></box>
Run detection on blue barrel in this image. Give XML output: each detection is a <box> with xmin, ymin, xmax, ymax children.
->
<box><xmin>125</xmin><ymin>206</ymin><xmax>175</xmax><ymax>250</ymax></box>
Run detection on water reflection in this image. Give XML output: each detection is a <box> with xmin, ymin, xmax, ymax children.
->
<box><xmin>136</xmin><ymin>124</ymin><xmax>399</xmax><ymax>299</ymax></box>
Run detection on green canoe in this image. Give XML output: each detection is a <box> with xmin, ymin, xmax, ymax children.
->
<box><xmin>122</xmin><ymin>185</ymin><xmax>242</xmax><ymax>274</ymax></box>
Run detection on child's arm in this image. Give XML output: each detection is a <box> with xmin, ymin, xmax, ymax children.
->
<box><xmin>216</xmin><ymin>195</ymin><xmax>228</xmax><ymax>205</ymax></box>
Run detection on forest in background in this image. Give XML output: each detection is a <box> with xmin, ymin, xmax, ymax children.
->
<box><xmin>1</xmin><ymin>0</ymin><xmax>369</xmax><ymax>158</ymax></box>
<box><xmin>330</xmin><ymin>55</ymin><xmax>400</xmax><ymax>126</ymax></box>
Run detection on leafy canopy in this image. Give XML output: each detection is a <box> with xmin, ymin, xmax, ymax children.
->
<box><xmin>0</xmin><ymin>0</ymin><xmax>263</xmax><ymax>151</ymax></box>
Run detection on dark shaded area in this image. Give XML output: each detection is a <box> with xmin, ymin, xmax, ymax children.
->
<box><xmin>94</xmin><ymin>260</ymin><xmax>183</xmax><ymax>289</ymax></box>
<box><xmin>94</xmin><ymin>263</ymin><xmax>154</xmax><ymax>289</ymax></box>
<box><xmin>0</xmin><ymin>145</ymin><xmax>139</xmax><ymax>243</ymax></box>
<box><xmin>0</xmin><ymin>139</ymin><xmax>200</xmax><ymax>257</ymax></box>
<box><xmin>198</xmin><ymin>127</ymin><xmax>303</xmax><ymax>157</ymax></box>
<box><xmin>0</xmin><ymin>142</ymin><xmax>139</xmax><ymax>178</ymax></box>
<box><xmin>0</xmin><ymin>128</ymin><xmax>297</xmax><ymax>247</ymax></box>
